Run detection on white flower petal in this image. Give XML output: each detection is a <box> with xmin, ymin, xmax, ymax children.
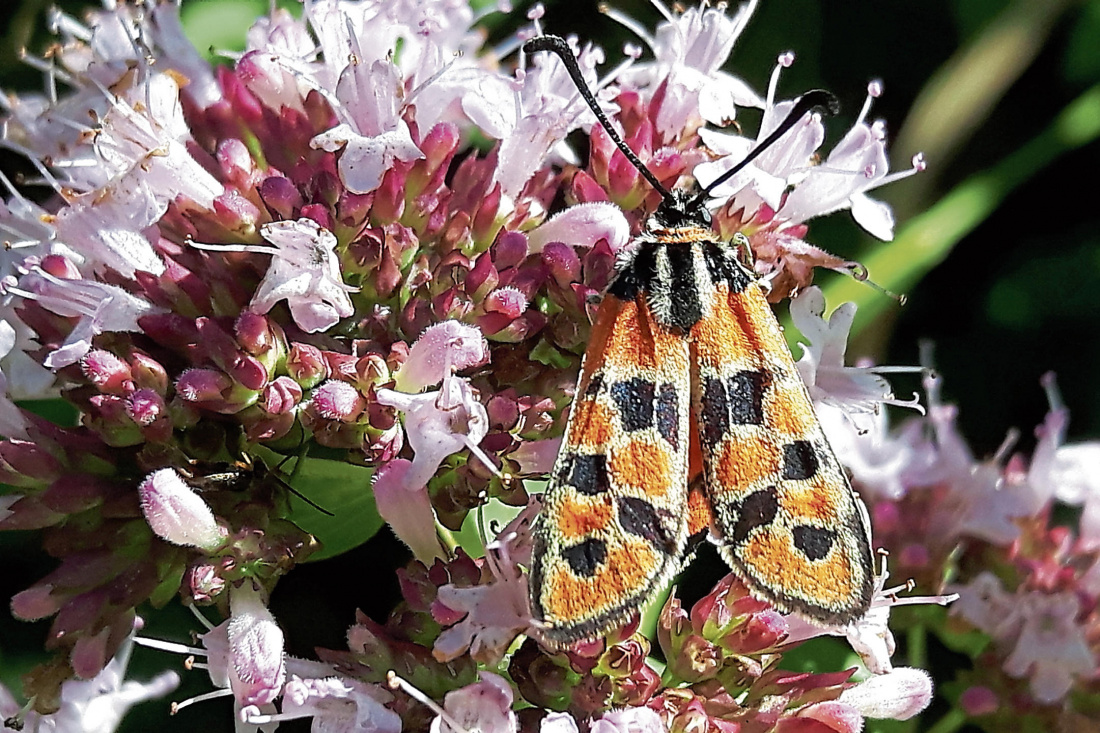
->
<box><xmin>850</xmin><ymin>192</ymin><xmax>896</xmax><ymax>240</ymax></box>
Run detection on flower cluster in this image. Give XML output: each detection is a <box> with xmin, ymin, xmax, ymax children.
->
<box><xmin>822</xmin><ymin>368</ymin><xmax>1100</xmax><ymax>727</ymax></box>
<box><xmin>4</xmin><ymin>0</ymin><xmax>1086</xmax><ymax>732</ymax></box>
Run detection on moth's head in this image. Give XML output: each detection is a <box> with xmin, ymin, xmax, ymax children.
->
<box><xmin>649</xmin><ymin>189</ymin><xmax>712</xmax><ymax>231</ymax></box>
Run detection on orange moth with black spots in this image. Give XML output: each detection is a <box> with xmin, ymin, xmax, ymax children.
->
<box><xmin>523</xmin><ymin>36</ymin><xmax>875</xmax><ymax>648</ymax></box>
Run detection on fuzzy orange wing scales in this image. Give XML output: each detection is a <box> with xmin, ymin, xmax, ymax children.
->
<box><xmin>530</xmin><ymin>295</ymin><xmax>692</xmax><ymax>647</ymax></box>
<box><xmin>691</xmin><ymin>282</ymin><xmax>874</xmax><ymax>625</ymax></box>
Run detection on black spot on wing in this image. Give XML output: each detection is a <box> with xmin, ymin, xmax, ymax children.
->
<box><xmin>782</xmin><ymin>440</ymin><xmax>819</xmax><ymax>481</ymax></box>
<box><xmin>567</xmin><ymin>454</ymin><xmax>610</xmax><ymax>495</ymax></box>
<box><xmin>562</xmin><ymin>538</ymin><xmax>608</xmax><ymax>577</ymax></box>
<box><xmin>611</xmin><ymin>377</ymin><xmax>655</xmax><ymax>432</ymax></box>
<box><xmin>664</xmin><ymin>244</ymin><xmax>703</xmax><ymax>330</ymax></box>
<box><xmin>731</xmin><ymin>488</ymin><xmax>779</xmax><ymax>545</ymax></box>
<box><xmin>656</xmin><ymin>383</ymin><xmax>679</xmax><ymax>449</ymax></box>
<box><xmin>618</xmin><ymin>496</ymin><xmax>675</xmax><ymax>553</ymax></box>
<box><xmin>700</xmin><ymin>377</ymin><xmax>729</xmax><ymax>450</ymax></box>
<box><xmin>728</xmin><ymin>370</ymin><xmax>767</xmax><ymax>425</ymax></box>
<box><xmin>792</xmin><ymin>526</ymin><xmax>836</xmax><ymax>561</ymax></box>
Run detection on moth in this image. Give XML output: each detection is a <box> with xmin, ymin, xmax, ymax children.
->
<box><xmin>523</xmin><ymin>35</ymin><xmax>875</xmax><ymax>648</ymax></box>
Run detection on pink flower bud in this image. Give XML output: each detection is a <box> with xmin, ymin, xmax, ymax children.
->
<box><xmin>236</xmin><ymin>312</ymin><xmax>283</xmax><ymax>356</ymax></box>
<box><xmin>259</xmin><ymin>176</ymin><xmax>304</xmax><ymax>220</ymax></box>
<box><xmin>958</xmin><ymin>685</ymin><xmax>998</xmax><ymax>716</ymax></box>
<box><xmin>465</xmin><ymin>251</ymin><xmax>499</xmax><ymax>300</ymax></box>
<box><xmin>216</xmin><ymin>138</ymin><xmax>257</xmax><ymax>187</ymax></box>
<box><xmin>127</xmin><ymin>388</ymin><xmax>166</xmax><ymax>426</ymax></box>
<box><xmin>260</xmin><ymin>377</ymin><xmax>302</xmax><ymax>415</ymax></box>
<box><xmin>571</xmin><ymin>170</ymin><xmax>610</xmax><ymax>204</ymax></box>
<box><xmin>420</xmin><ymin>122</ymin><xmax>460</xmax><ymax>173</ymax></box>
<box><xmin>542</xmin><ymin>242</ymin><xmax>582</xmax><ymax>288</ymax></box>
<box><xmin>176</xmin><ymin>368</ymin><xmax>232</xmax><ymax>402</ymax></box>
<box><xmin>229</xmin><ymin>354</ymin><xmax>269</xmax><ymax>391</ymax></box>
<box><xmin>310</xmin><ymin>379</ymin><xmax>365</xmax><ymax>421</ymax></box>
<box><xmin>355</xmin><ymin>353</ymin><xmax>390</xmax><ymax>386</ymax></box>
<box><xmin>129</xmin><ymin>352</ymin><xmax>169</xmax><ymax>393</ymax></box>
<box><xmin>527</xmin><ymin>202</ymin><xmax>630</xmax><ymax>255</ymax></box>
<box><xmin>472</xmin><ymin>183</ymin><xmax>503</xmax><ymax>244</ymax></box>
<box><xmin>80</xmin><ymin>349</ymin><xmax>133</xmax><ymax>393</ymax></box>
<box><xmin>729</xmin><ymin>609</ymin><xmax>788</xmax><ymax>654</ymax></box>
<box><xmin>491</xmin><ymin>231</ymin><xmax>528</xmax><ymax>270</ymax></box>
<box><xmin>139</xmin><ymin>468</ymin><xmax>226</xmax><ymax>550</ymax></box>
<box><xmin>286</xmin><ymin>343</ymin><xmax>329</xmax><ymax>387</ymax></box>
<box><xmin>778</xmin><ymin>704</ymin><xmax>858</xmax><ymax>733</ymax></box>
<box><xmin>371</xmin><ymin>166</ymin><xmax>405</xmax><ymax>224</ymax></box>
<box><xmin>485</xmin><ymin>287</ymin><xmax>528</xmax><ymax>319</ymax></box>
<box><xmin>212</xmin><ymin>189</ymin><xmax>261</xmax><ymax>231</ymax></box>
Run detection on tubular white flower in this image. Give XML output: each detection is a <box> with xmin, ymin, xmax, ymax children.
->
<box><xmin>138</xmin><ymin>469</ymin><xmax>226</xmax><ymax>551</ymax></box>
<box><xmin>527</xmin><ymin>202</ymin><xmax>631</xmax><ymax>255</ymax></box>
<box><xmin>1</xmin><ymin>618</ymin><xmax>179</xmax><ymax>733</ymax></box>
<box><xmin>430</xmin><ymin>672</ymin><xmax>517</xmax><ymax>733</ymax></box>
<box><xmin>191</xmin><ymin>218</ymin><xmax>357</xmax><ymax>333</ymax></box>
<box><xmin>498</xmin><ymin>36</ymin><xmax>606</xmax><ymax>198</ymax></box>
<box><xmin>789</xmin><ymin>287</ymin><xmax>923</xmax><ymax>429</ymax></box>
<box><xmin>394</xmin><ymin>320</ymin><xmax>490</xmax><ymax>393</ymax></box>
<box><xmin>4</xmin><ymin>263</ymin><xmax>160</xmax><ymax>370</ymax></box>
<box><xmin>226</xmin><ymin>582</ymin><xmax>287</xmax><ymax>708</ymax></box>
<box><xmin>838</xmin><ymin>667</ymin><xmax>933</xmax><ymax>721</ymax></box>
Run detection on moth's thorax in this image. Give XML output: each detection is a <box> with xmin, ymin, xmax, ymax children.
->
<box><xmin>609</xmin><ymin>229</ymin><xmax>753</xmax><ymax>332</ymax></box>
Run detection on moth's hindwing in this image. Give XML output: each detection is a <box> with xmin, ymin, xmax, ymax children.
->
<box><xmin>530</xmin><ymin>295</ymin><xmax>692</xmax><ymax>647</ymax></box>
<box><xmin>690</xmin><ymin>275</ymin><xmax>875</xmax><ymax>624</ymax></box>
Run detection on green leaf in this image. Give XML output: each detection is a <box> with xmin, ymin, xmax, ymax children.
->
<box><xmin>451</xmin><ymin>498</ymin><xmax>526</xmax><ymax>559</ymax></box>
<box><xmin>529</xmin><ymin>338</ymin><xmax>571</xmax><ymax>369</ymax></box>
<box><xmin>779</xmin><ymin>636</ymin><xmax>860</xmax><ymax>673</ymax></box>
<box><xmin>180</xmin><ymin>0</ymin><xmax>298</xmax><ymax>58</ymax></box>
<box><xmin>17</xmin><ymin>398</ymin><xmax>79</xmax><ymax>427</ymax></box>
<box><xmin>935</xmin><ymin>623</ymin><xmax>991</xmax><ymax>658</ymax></box>
<box><xmin>257</xmin><ymin>448</ymin><xmax>384</xmax><ymax>562</ymax></box>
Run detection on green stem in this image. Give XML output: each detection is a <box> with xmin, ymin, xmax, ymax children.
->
<box><xmin>907</xmin><ymin>623</ymin><xmax>927</xmax><ymax>670</ymax></box>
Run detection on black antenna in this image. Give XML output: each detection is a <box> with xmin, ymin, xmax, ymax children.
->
<box><xmin>523</xmin><ymin>35</ymin><xmax>672</xmax><ymax>199</ymax></box>
<box><xmin>688</xmin><ymin>89</ymin><xmax>839</xmax><ymax>209</ymax></box>
<box><xmin>522</xmin><ymin>35</ymin><xmax>839</xmax><ymax>212</ymax></box>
